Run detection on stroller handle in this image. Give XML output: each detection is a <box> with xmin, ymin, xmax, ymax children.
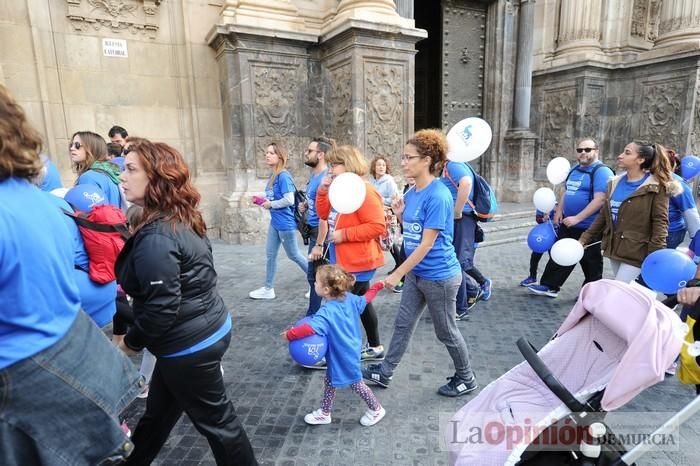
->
<box><xmin>516</xmin><ymin>337</ymin><xmax>587</xmax><ymax>413</ymax></box>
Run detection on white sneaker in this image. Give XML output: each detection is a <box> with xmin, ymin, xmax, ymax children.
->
<box><xmin>304</xmin><ymin>409</ymin><xmax>331</xmax><ymax>425</ymax></box>
<box><xmin>249</xmin><ymin>287</ymin><xmax>275</xmax><ymax>299</ymax></box>
<box><xmin>360</xmin><ymin>406</ymin><xmax>386</xmax><ymax>426</ymax></box>
<box><xmin>305</xmin><ymin>288</ymin><xmax>311</xmax><ymax>299</ymax></box>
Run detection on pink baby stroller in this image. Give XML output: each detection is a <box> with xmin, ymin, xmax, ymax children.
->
<box><xmin>447</xmin><ymin>279</ymin><xmax>695</xmax><ymax>465</ymax></box>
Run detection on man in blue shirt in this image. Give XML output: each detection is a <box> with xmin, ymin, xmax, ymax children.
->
<box><xmin>304</xmin><ymin>136</ymin><xmax>334</xmax><ymax>315</ymax></box>
<box><xmin>529</xmin><ymin>138</ymin><xmax>614</xmax><ymax>298</ymax></box>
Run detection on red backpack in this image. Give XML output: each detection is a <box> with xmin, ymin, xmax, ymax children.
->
<box><xmin>64</xmin><ymin>205</ymin><xmax>130</xmax><ymax>284</ymax></box>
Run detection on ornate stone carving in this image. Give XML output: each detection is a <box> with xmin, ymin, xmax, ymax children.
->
<box><xmin>639</xmin><ymin>80</ymin><xmax>685</xmax><ymax>150</ymax></box>
<box><xmin>365</xmin><ymin>63</ymin><xmax>404</xmax><ymax>158</ymax></box>
<box><xmin>539</xmin><ymin>87</ymin><xmax>576</xmax><ymax>168</ymax></box>
<box><xmin>631</xmin><ymin>0</ymin><xmax>661</xmax><ymax>41</ymax></box>
<box><xmin>691</xmin><ymin>79</ymin><xmax>700</xmax><ymax>155</ymax></box>
<box><xmin>66</xmin><ymin>0</ymin><xmax>162</xmax><ymax>38</ymax></box>
<box><xmin>328</xmin><ymin>63</ymin><xmax>353</xmax><ymax>145</ymax></box>
<box><xmin>253</xmin><ymin>66</ymin><xmax>297</xmax><ymax>138</ymax></box>
<box><xmin>582</xmin><ymin>86</ymin><xmax>604</xmax><ymax>139</ymax></box>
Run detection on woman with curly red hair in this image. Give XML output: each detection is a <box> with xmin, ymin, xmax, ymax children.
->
<box><xmin>116</xmin><ymin>140</ymin><xmax>256</xmax><ymax>465</ymax></box>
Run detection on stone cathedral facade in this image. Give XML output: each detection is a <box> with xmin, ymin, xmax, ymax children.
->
<box><xmin>3</xmin><ymin>0</ymin><xmax>700</xmax><ymax>243</ymax></box>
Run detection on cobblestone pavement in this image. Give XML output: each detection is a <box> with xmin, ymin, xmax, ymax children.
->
<box><xmin>123</xmin><ymin>236</ymin><xmax>700</xmax><ymax>466</ymax></box>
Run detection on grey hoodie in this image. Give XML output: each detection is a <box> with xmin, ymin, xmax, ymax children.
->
<box><xmin>370</xmin><ymin>174</ymin><xmax>399</xmax><ymax>207</ymax></box>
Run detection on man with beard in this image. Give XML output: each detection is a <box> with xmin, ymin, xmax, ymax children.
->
<box><xmin>303</xmin><ymin>136</ymin><xmax>334</xmax><ymax>315</ymax></box>
<box><xmin>528</xmin><ymin>138</ymin><xmax>614</xmax><ymax>298</ymax></box>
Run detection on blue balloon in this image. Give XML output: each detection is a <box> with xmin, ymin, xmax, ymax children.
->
<box><xmin>111</xmin><ymin>156</ymin><xmax>126</xmax><ymax>172</ymax></box>
<box><xmin>288</xmin><ymin>317</ymin><xmax>327</xmax><ymax>366</ymax></box>
<box><xmin>527</xmin><ymin>221</ymin><xmax>557</xmax><ymax>253</ymax></box>
<box><xmin>641</xmin><ymin>249</ymin><xmax>697</xmax><ymax>294</ymax></box>
<box><xmin>681</xmin><ymin>155</ymin><xmax>700</xmax><ymax>181</ymax></box>
<box><xmin>64</xmin><ymin>184</ymin><xmax>106</xmax><ymax>213</ymax></box>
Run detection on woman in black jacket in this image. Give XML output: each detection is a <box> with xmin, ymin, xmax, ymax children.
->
<box><xmin>116</xmin><ymin>140</ymin><xmax>256</xmax><ymax>465</ymax></box>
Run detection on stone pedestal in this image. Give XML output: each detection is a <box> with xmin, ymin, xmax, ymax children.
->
<box><xmin>501</xmin><ymin>129</ymin><xmax>538</xmax><ymax>202</ymax></box>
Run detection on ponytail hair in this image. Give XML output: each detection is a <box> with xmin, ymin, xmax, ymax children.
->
<box><xmin>634</xmin><ymin>142</ymin><xmax>681</xmax><ymax>195</ymax></box>
<box><xmin>316</xmin><ymin>264</ymin><xmax>356</xmax><ymax>298</ymax></box>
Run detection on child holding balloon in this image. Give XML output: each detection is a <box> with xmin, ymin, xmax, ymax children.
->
<box><xmin>283</xmin><ymin>265</ymin><xmax>386</xmax><ymax>426</ymax></box>
<box><xmin>521</xmin><ymin>207</ymin><xmax>558</xmax><ymax>286</ymax></box>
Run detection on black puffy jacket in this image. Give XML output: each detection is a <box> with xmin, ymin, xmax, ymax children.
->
<box><xmin>115</xmin><ymin>219</ymin><xmax>228</xmax><ymax>356</ymax></box>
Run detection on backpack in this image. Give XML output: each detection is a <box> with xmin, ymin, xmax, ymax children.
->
<box><xmin>64</xmin><ymin>205</ymin><xmax>130</xmax><ymax>284</ymax></box>
<box><xmin>291</xmin><ymin>183</ymin><xmax>312</xmax><ymax>245</ymax></box>
<box><xmin>564</xmin><ymin>163</ymin><xmax>614</xmax><ymax>202</ymax></box>
<box><xmin>442</xmin><ymin>162</ymin><xmax>498</xmax><ymax>222</ymax></box>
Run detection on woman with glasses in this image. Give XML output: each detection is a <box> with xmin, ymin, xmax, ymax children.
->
<box><xmin>116</xmin><ymin>139</ymin><xmax>257</xmax><ymax>465</ymax></box>
<box><xmin>69</xmin><ymin>131</ymin><xmax>122</xmax><ymax>208</ymax></box>
<box><xmin>363</xmin><ymin>129</ymin><xmax>478</xmax><ymax>397</ymax></box>
<box><xmin>249</xmin><ymin>143</ymin><xmax>309</xmax><ymax>300</ymax></box>
<box><xmin>316</xmin><ymin>146</ymin><xmax>387</xmax><ymax>363</ymax></box>
<box><xmin>580</xmin><ymin>142</ymin><xmax>680</xmax><ymax>282</ymax></box>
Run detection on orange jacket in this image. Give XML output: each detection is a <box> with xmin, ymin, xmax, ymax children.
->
<box><xmin>316</xmin><ymin>182</ymin><xmax>386</xmax><ymax>273</ymax></box>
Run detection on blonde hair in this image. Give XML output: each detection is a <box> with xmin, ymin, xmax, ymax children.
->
<box><xmin>0</xmin><ymin>84</ymin><xmax>43</xmax><ymax>181</ymax></box>
<box><xmin>316</xmin><ymin>264</ymin><xmax>356</xmax><ymax>298</ymax></box>
<box><xmin>267</xmin><ymin>142</ymin><xmax>288</xmax><ymax>185</ymax></box>
<box><xmin>326</xmin><ymin>145</ymin><xmax>369</xmax><ymax>177</ymax></box>
<box><xmin>71</xmin><ymin>131</ymin><xmax>109</xmax><ymax>175</ymax></box>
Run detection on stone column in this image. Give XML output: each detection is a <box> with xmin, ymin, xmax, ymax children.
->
<box><xmin>513</xmin><ymin>0</ymin><xmax>535</xmax><ymax>130</ymax></box>
<box><xmin>655</xmin><ymin>0</ymin><xmax>700</xmax><ymax>49</ymax></box>
<box><xmin>327</xmin><ymin>0</ymin><xmax>414</xmax><ymax>30</ymax></box>
<box><xmin>555</xmin><ymin>0</ymin><xmax>603</xmax><ymax>55</ymax></box>
<box><xmin>396</xmin><ymin>0</ymin><xmax>414</xmax><ymax>19</ymax></box>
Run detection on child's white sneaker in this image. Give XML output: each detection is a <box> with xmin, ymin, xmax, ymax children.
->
<box><xmin>360</xmin><ymin>406</ymin><xmax>386</xmax><ymax>426</ymax></box>
<box><xmin>304</xmin><ymin>409</ymin><xmax>331</xmax><ymax>425</ymax></box>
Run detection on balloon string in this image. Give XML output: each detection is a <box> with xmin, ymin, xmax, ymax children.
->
<box><xmin>584</xmin><ymin>241</ymin><xmax>602</xmax><ymax>249</ymax></box>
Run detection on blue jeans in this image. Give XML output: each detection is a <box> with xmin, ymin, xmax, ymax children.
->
<box><xmin>0</xmin><ymin>310</ymin><xmax>143</xmax><ymax>465</ymax></box>
<box><xmin>265</xmin><ymin>226</ymin><xmax>309</xmax><ymax>288</ymax></box>
<box><xmin>453</xmin><ymin>215</ymin><xmax>480</xmax><ymax>314</ymax></box>
<box><xmin>305</xmin><ymin>226</ymin><xmax>323</xmax><ymax>316</ymax></box>
<box><xmin>667</xmin><ymin>229</ymin><xmax>687</xmax><ymax>249</ymax></box>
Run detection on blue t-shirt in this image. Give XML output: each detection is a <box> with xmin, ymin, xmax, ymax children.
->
<box><xmin>563</xmin><ymin>162</ymin><xmax>613</xmax><ymax>228</ymax></box>
<box><xmin>669</xmin><ymin>174</ymin><xmax>696</xmax><ymax>232</ymax></box>
<box><xmin>309</xmin><ymin>293</ymin><xmax>366</xmax><ymax>387</ymax></box>
<box><xmin>306</xmin><ymin>169</ymin><xmax>327</xmax><ymax>228</ymax></box>
<box><xmin>45</xmin><ymin>194</ymin><xmax>116</xmax><ymax>328</ymax></box>
<box><xmin>0</xmin><ymin>178</ymin><xmax>80</xmax><ymax>369</ymax></box>
<box><xmin>327</xmin><ymin>209</ymin><xmax>375</xmax><ymax>282</ymax></box>
<box><xmin>266</xmin><ymin>170</ymin><xmax>297</xmax><ymax>231</ymax></box>
<box><xmin>402</xmin><ymin>179</ymin><xmax>461</xmax><ymax>280</ymax></box>
<box><xmin>440</xmin><ymin>161</ymin><xmax>474</xmax><ymax>214</ymax></box>
<box><xmin>78</xmin><ymin>170</ymin><xmax>122</xmax><ymax>208</ymax></box>
<box><xmin>41</xmin><ymin>158</ymin><xmax>63</xmax><ymax>192</ymax></box>
<box><xmin>610</xmin><ymin>173</ymin><xmax>650</xmax><ymax>224</ymax></box>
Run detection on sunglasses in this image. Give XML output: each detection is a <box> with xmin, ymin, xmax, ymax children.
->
<box><xmin>576</xmin><ymin>147</ymin><xmax>597</xmax><ymax>153</ymax></box>
<box><xmin>69</xmin><ymin>141</ymin><xmax>82</xmax><ymax>150</ymax></box>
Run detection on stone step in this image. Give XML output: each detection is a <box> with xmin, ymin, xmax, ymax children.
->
<box><xmin>477</xmin><ymin>211</ymin><xmax>535</xmax><ymax>248</ymax></box>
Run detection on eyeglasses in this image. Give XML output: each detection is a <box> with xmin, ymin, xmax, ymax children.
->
<box><xmin>69</xmin><ymin>141</ymin><xmax>82</xmax><ymax>150</ymax></box>
<box><xmin>401</xmin><ymin>155</ymin><xmax>422</xmax><ymax>162</ymax></box>
<box><xmin>306</xmin><ymin>149</ymin><xmax>320</xmax><ymax>154</ymax></box>
<box><xmin>327</xmin><ymin>162</ymin><xmax>344</xmax><ymax>169</ymax></box>
<box><xmin>576</xmin><ymin>147</ymin><xmax>597</xmax><ymax>153</ymax></box>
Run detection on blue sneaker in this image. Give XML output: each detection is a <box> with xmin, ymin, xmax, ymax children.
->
<box><xmin>527</xmin><ymin>284</ymin><xmax>558</xmax><ymax>298</ymax></box>
<box><xmin>480</xmin><ymin>278</ymin><xmax>492</xmax><ymax>301</ymax></box>
<box><xmin>520</xmin><ymin>276</ymin><xmax>536</xmax><ymax>287</ymax></box>
<box><xmin>363</xmin><ymin>363</ymin><xmax>392</xmax><ymax>388</ymax></box>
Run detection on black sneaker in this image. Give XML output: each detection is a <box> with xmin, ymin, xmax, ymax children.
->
<box><xmin>437</xmin><ymin>374</ymin><xmax>478</xmax><ymax>397</ymax></box>
<box><xmin>456</xmin><ymin>310</ymin><xmax>470</xmax><ymax>321</ymax></box>
<box><xmin>362</xmin><ymin>363</ymin><xmax>392</xmax><ymax>388</ymax></box>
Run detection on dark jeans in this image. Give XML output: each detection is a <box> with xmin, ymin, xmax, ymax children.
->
<box><xmin>0</xmin><ymin>310</ymin><xmax>143</xmax><ymax>465</ymax></box>
<box><xmin>529</xmin><ymin>251</ymin><xmax>545</xmax><ymax>279</ymax></box>
<box><xmin>355</xmin><ymin>280</ymin><xmax>381</xmax><ymax>347</ymax></box>
<box><xmin>305</xmin><ymin>226</ymin><xmax>323</xmax><ymax>316</ymax></box>
<box><xmin>539</xmin><ymin>223</ymin><xmax>603</xmax><ymax>292</ymax></box>
<box><xmin>667</xmin><ymin>229</ymin><xmax>687</xmax><ymax>249</ymax></box>
<box><xmin>125</xmin><ymin>332</ymin><xmax>257</xmax><ymax>466</ymax></box>
<box><xmin>453</xmin><ymin>215</ymin><xmax>480</xmax><ymax>314</ymax></box>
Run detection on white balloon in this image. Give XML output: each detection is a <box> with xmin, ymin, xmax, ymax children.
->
<box><xmin>328</xmin><ymin>173</ymin><xmax>367</xmax><ymax>214</ymax></box>
<box><xmin>546</xmin><ymin>157</ymin><xmax>571</xmax><ymax>185</ymax></box>
<box><xmin>532</xmin><ymin>187</ymin><xmax>557</xmax><ymax>213</ymax></box>
<box><xmin>551</xmin><ymin>238</ymin><xmax>584</xmax><ymax>266</ymax></box>
<box><xmin>446</xmin><ymin>117</ymin><xmax>493</xmax><ymax>162</ymax></box>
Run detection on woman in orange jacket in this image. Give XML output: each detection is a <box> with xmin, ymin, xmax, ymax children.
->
<box><xmin>316</xmin><ymin>145</ymin><xmax>387</xmax><ymax>361</ymax></box>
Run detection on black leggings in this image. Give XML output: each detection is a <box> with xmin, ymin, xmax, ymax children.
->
<box><xmin>113</xmin><ymin>296</ymin><xmax>134</xmax><ymax>336</ymax></box>
<box><xmin>354</xmin><ymin>281</ymin><xmax>381</xmax><ymax>347</ymax></box>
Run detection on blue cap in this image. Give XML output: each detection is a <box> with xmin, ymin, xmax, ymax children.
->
<box><xmin>64</xmin><ymin>184</ymin><xmax>107</xmax><ymax>212</ymax></box>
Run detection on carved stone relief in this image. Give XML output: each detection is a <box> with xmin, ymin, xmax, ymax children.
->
<box><xmin>582</xmin><ymin>86</ymin><xmax>604</xmax><ymax>139</ymax></box>
<box><xmin>66</xmin><ymin>0</ymin><xmax>162</xmax><ymax>38</ymax></box>
<box><xmin>631</xmin><ymin>0</ymin><xmax>661</xmax><ymax>41</ymax></box>
<box><xmin>639</xmin><ymin>80</ymin><xmax>685</xmax><ymax>150</ymax></box>
<box><xmin>689</xmin><ymin>78</ymin><xmax>700</xmax><ymax>154</ymax></box>
<box><xmin>252</xmin><ymin>64</ymin><xmax>300</xmax><ymax>177</ymax></box>
<box><xmin>365</xmin><ymin>63</ymin><xmax>404</xmax><ymax>158</ymax></box>
<box><xmin>539</xmin><ymin>87</ymin><xmax>576</xmax><ymax>169</ymax></box>
<box><xmin>328</xmin><ymin>63</ymin><xmax>353</xmax><ymax>145</ymax></box>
